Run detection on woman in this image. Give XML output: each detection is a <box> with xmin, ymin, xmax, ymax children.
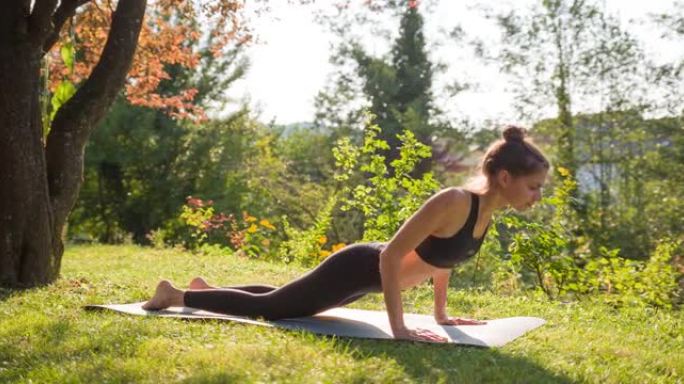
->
<box><xmin>142</xmin><ymin>125</ymin><xmax>550</xmax><ymax>343</ymax></box>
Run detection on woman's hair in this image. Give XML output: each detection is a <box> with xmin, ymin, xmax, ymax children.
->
<box><xmin>464</xmin><ymin>125</ymin><xmax>550</xmax><ymax>193</ymax></box>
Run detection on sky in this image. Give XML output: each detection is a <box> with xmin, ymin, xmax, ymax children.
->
<box><xmin>221</xmin><ymin>0</ymin><xmax>682</xmax><ymax>127</ymax></box>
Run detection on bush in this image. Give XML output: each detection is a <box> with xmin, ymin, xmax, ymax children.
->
<box><xmin>176</xmin><ymin>196</ymin><xmax>282</xmax><ymax>260</ymax></box>
<box><xmin>499</xmin><ymin>167</ymin><xmax>682</xmax><ymax>308</ymax></box>
<box><xmin>333</xmin><ymin>113</ymin><xmax>440</xmax><ymax>242</ymax></box>
<box><xmin>277</xmin><ymin>194</ymin><xmax>340</xmax><ymax>266</ymax></box>
<box><xmin>577</xmin><ymin>239</ymin><xmax>682</xmax><ymax>309</ymax></box>
<box><xmin>500</xmin><ymin>167</ymin><xmax>577</xmax><ymax>299</ymax></box>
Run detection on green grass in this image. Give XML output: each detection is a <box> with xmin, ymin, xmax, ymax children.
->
<box><xmin>1</xmin><ymin>245</ymin><xmax>682</xmax><ymax>383</ymax></box>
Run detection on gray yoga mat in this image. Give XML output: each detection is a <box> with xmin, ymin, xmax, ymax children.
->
<box><xmin>85</xmin><ymin>302</ymin><xmax>545</xmax><ymax>347</ymax></box>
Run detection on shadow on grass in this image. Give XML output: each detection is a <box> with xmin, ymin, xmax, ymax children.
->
<box><xmin>0</xmin><ymin>317</ymin><xmax>149</xmax><ymax>383</ymax></box>
<box><xmin>0</xmin><ymin>306</ymin><xmax>573</xmax><ymax>384</ymax></box>
<box><xmin>0</xmin><ymin>287</ymin><xmax>21</xmax><ymax>302</ymax></box>
<box><xmin>330</xmin><ymin>336</ymin><xmax>575</xmax><ymax>384</ymax></box>
<box><xmin>0</xmin><ymin>280</ymin><xmax>77</xmax><ymax>303</ymax></box>
<box><xmin>79</xmin><ymin>304</ymin><xmax>571</xmax><ymax>383</ymax></box>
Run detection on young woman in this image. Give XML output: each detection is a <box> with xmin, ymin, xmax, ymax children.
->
<box><xmin>142</xmin><ymin>125</ymin><xmax>550</xmax><ymax>343</ymax></box>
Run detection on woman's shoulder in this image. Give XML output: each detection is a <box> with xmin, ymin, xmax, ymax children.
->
<box><xmin>433</xmin><ymin>187</ymin><xmax>471</xmax><ymax>212</ymax></box>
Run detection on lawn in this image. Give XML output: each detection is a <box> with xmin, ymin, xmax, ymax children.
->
<box><xmin>1</xmin><ymin>245</ymin><xmax>682</xmax><ymax>383</ymax></box>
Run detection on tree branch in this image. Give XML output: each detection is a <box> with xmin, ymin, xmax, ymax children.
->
<box><xmin>29</xmin><ymin>0</ymin><xmax>59</xmax><ymax>46</ymax></box>
<box><xmin>42</xmin><ymin>0</ymin><xmax>92</xmax><ymax>54</ymax></box>
<box><xmin>45</xmin><ymin>0</ymin><xmax>147</xmax><ymax>232</ymax></box>
<box><xmin>0</xmin><ymin>1</ymin><xmax>31</xmax><ymax>42</ymax></box>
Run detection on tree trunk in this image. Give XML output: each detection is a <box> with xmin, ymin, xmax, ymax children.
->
<box><xmin>554</xmin><ymin>20</ymin><xmax>576</xmax><ymax>179</ymax></box>
<box><xmin>0</xmin><ymin>42</ymin><xmax>58</xmax><ymax>286</ymax></box>
<box><xmin>0</xmin><ymin>0</ymin><xmax>146</xmax><ymax>288</ymax></box>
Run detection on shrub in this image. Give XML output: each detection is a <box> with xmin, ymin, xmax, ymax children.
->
<box><xmin>277</xmin><ymin>194</ymin><xmax>339</xmax><ymax>266</ymax></box>
<box><xmin>577</xmin><ymin>239</ymin><xmax>682</xmax><ymax>309</ymax></box>
<box><xmin>501</xmin><ymin>167</ymin><xmax>578</xmax><ymax>299</ymax></box>
<box><xmin>500</xmin><ymin>167</ymin><xmax>682</xmax><ymax>308</ymax></box>
<box><xmin>332</xmin><ymin>113</ymin><xmax>440</xmax><ymax>242</ymax></box>
<box><xmin>177</xmin><ymin>196</ymin><xmax>281</xmax><ymax>260</ymax></box>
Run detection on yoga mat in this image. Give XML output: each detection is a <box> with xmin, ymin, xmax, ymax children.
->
<box><xmin>85</xmin><ymin>302</ymin><xmax>545</xmax><ymax>347</ymax></box>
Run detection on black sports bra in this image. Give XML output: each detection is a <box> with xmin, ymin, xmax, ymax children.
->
<box><xmin>415</xmin><ymin>191</ymin><xmax>490</xmax><ymax>269</ymax></box>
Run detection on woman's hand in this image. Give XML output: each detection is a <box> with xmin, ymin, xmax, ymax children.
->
<box><xmin>393</xmin><ymin>327</ymin><xmax>449</xmax><ymax>343</ymax></box>
<box><xmin>435</xmin><ymin>317</ymin><xmax>487</xmax><ymax>326</ymax></box>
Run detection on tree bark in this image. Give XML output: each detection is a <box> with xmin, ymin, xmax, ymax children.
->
<box><xmin>0</xmin><ymin>0</ymin><xmax>147</xmax><ymax>287</ymax></box>
<box><xmin>0</xmin><ymin>41</ymin><xmax>55</xmax><ymax>286</ymax></box>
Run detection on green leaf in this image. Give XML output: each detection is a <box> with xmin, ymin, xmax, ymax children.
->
<box><xmin>49</xmin><ymin>80</ymin><xmax>76</xmax><ymax>122</ymax></box>
<box><xmin>60</xmin><ymin>42</ymin><xmax>75</xmax><ymax>73</ymax></box>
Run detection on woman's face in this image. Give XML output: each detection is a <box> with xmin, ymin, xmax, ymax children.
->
<box><xmin>500</xmin><ymin>169</ymin><xmax>548</xmax><ymax>211</ymax></box>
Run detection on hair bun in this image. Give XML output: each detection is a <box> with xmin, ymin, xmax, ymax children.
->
<box><xmin>502</xmin><ymin>125</ymin><xmax>526</xmax><ymax>142</ymax></box>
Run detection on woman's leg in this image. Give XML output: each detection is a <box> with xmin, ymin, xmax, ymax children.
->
<box><xmin>181</xmin><ymin>242</ymin><xmax>386</xmax><ymax>320</ymax></box>
<box><xmin>223</xmin><ymin>285</ymin><xmax>278</xmax><ymax>293</ymax></box>
<box><xmin>189</xmin><ymin>277</ymin><xmax>277</xmax><ymax>293</ymax></box>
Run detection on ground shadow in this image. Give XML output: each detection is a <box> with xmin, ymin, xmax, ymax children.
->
<box><xmin>79</xmin><ymin>303</ymin><xmax>571</xmax><ymax>382</ymax></box>
<box><xmin>0</xmin><ymin>287</ymin><xmax>23</xmax><ymax>302</ymax></box>
<box><xmin>327</xmin><ymin>336</ymin><xmax>575</xmax><ymax>383</ymax></box>
<box><xmin>1</xmin><ymin>309</ymin><xmax>575</xmax><ymax>384</ymax></box>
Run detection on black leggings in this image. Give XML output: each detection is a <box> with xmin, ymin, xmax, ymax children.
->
<box><xmin>183</xmin><ymin>242</ymin><xmax>387</xmax><ymax>320</ymax></box>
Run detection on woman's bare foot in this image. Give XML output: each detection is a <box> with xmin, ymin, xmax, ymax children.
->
<box><xmin>142</xmin><ymin>280</ymin><xmax>185</xmax><ymax>310</ymax></box>
<box><xmin>188</xmin><ymin>277</ymin><xmax>214</xmax><ymax>290</ymax></box>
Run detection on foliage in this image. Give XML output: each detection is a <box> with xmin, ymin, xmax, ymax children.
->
<box><xmin>500</xmin><ymin>166</ymin><xmax>683</xmax><ymax>308</ymax></box>
<box><xmin>239</xmin><ymin>131</ymin><xmax>330</xmax><ymax>229</ymax></box>
<box><xmin>316</xmin><ymin>1</ymin><xmax>461</xmax><ymax>178</ymax></box>
<box><xmin>170</xmin><ymin>111</ymin><xmax>440</xmax><ymax>265</ymax></box>
<box><xmin>44</xmin><ymin>39</ymin><xmax>76</xmax><ymax>137</ymax></box>
<box><xmin>175</xmin><ymin>192</ymin><xmax>347</xmax><ymax>267</ymax></box>
<box><xmin>491</xmin><ymin>0</ymin><xmax>648</xmax><ymax>180</ymax></box>
<box><xmin>501</xmin><ymin>166</ymin><xmax>578</xmax><ymax>299</ymax></box>
<box><xmin>66</xmin><ymin>11</ymin><xmax>251</xmax><ymax>244</ymax></box>
<box><xmin>277</xmin><ymin>194</ymin><xmax>344</xmax><ymax>266</ymax></box>
<box><xmin>176</xmin><ymin>195</ymin><xmax>282</xmax><ymax>261</ymax></box>
<box><xmin>650</xmin><ymin>1</ymin><xmax>684</xmax><ymax>114</ymax></box>
<box><xmin>557</xmin><ymin>112</ymin><xmax>684</xmax><ymax>260</ymax></box>
<box><xmin>57</xmin><ymin>1</ymin><xmax>683</xmax><ymax>312</ymax></box>
<box><xmin>178</xmin><ymin>196</ymin><xmax>221</xmax><ymax>248</ymax></box>
<box><xmin>68</xmin><ymin>105</ymin><xmax>253</xmax><ymax>244</ymax></box>
<box><xmin>274</xmin><ymin>125</ymin><xmax>337</xmax><ymax>184</ymax></box>
<box><xmin>332</xmin><ymin>113</ymin><xmax>440</xmax><ymax>242</ymax></box>
<box><xmin>46</xmin><ymin>0</ymin><xmax>250</xmax><ymax>121</ymax></box>
<box><xmin>574</xmin><ymin>240</ymin><xmax>683</xmax><ymax>309</ymax></box>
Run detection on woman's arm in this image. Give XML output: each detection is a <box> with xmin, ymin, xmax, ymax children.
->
<box><xmin>432</xmin><ymin>269</ymin><xmax>451</xmax><ymax>322</ymax></box>
<box><xmin>432</xmin><ymin>268</ymin><xmax>487</xmax><ymax>326</ymax></box>
<box><xmin>432</xmin><ymin>269</ymin><xmax>487</xmax><ymax>326</ymax></box>
<box><xmin>378</xmin><ymin>247</ymin><xmax>406</xmax><ymax>333</ymax></box>
<box><xmin>379</xmin><ymin>188</ymin><xmax>455</xmax><ymax>340</ymax></box>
